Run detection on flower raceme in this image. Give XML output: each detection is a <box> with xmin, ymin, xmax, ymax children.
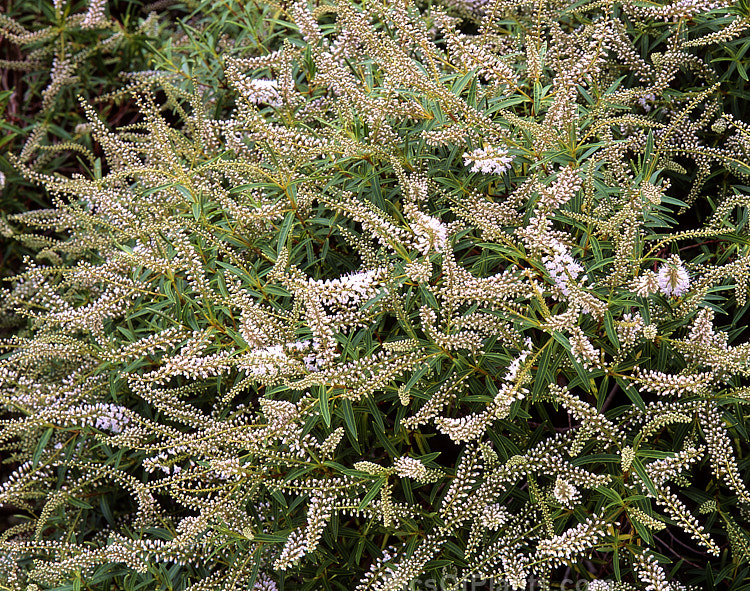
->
<box><xmin>462</xmin><ymin>145</ymin><xmax>514</xmax><ymax>175</ymax></box>
<box><xmin>657</xmin><ymin>255</ymin><xmax>690</xmax><ymax>297</ymax></box>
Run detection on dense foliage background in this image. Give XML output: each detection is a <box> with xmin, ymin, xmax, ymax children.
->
<box><xmin>2</xmin><ymin>0</ymin><xmax>750</xmax><ymax>590</ymax></box>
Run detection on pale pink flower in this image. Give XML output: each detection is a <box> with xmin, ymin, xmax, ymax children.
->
<box><xmin>657</xmin><ymin>255</ymin><xmax>690</xmax><ymax>297</ymax></box>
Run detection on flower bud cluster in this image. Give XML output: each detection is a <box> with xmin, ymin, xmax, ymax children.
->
<box><xmin>535</xmin><ymin>513</ymin><xmax>611</xmax><ymax>566</ymax></box>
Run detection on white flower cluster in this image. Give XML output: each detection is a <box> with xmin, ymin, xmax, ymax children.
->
<box><xmin>436</xmin><ymin>411</ymin><xmax>490</xmax><ymax>442</ymax></box>
<box><xmin>543</xmin><ymin>167</ymin><xmax>583</xmax><ymax>210</ymax></box>
<box><xmin>701</xmin><ymin>404</ymin><xmax>750</xmax><ymax>504</ymax></box>
<box><xmin>569</xmin><ymin>326</ymin><xmax>600</xmax><ymax>370</ymax></box>
<box><xmin>686</xmin><ymin>307</ymin><xmax>728</xmax><ymax>353</ymax></box>
<box><xmin>542</xmin><ymin>242</ymin><xmax>585</xmax><ymax>296</ymax></box>
<box><xmin>144</xmin><ymin>451</ymin><xmax>185</xmax><ymax>475</ymax></box>
<box><xmin>393</xmin><ymin>456</ymin><xmax>438</xmax><ymax>483</ymax></box>
<box><xmin>443</xmin><ymin>0</ymin><xmax>492</xmax><ymax>14</ymax></box>
<box><xmin>657</xmin><ymin>255</ymin><xmax>690</xmax><ymax>297</ymax></box>
<box><xmin>463</xmin><ymin>145</ymin><xmax>514</xmax><ymax>175</ymax></box>
<box><xmin>633</xmin><ymin>552</ymin><xmax>672</xmax><ymax>591</ymax></box>
<box><xmin>71</xmin><ymin>402</ymin><xmax>131</xmax><ymax>434</ymax></box>
<box><xmin>492</xmin><ymin>382</ymin><xmax>527</xmax><ymax>419</ymax></box>
<box><xmin>621</xmin><ymin>447</ymin><xmax>636</xmax><ymax>472</ymax></box>
<box><xmin>240</xmin><ymin>341</ymin><xmax>314</xmax><ymax>377</ymax></box>
<box><xmin>42</xmin><ymin>56</ymin><xmax>77</xmax><ymax>111</ymax></box>
<box><xmin>404</xmin><ymin>258</ymin><xmax>432</xmax><ymax>283</ymax></box>
<box><xmin>644</xmin><ymin>446</ymin><xmax>704</xmax><ymax>486</ymax></box>
<box><xmin>319</xmin><ymin>427</ymin><xmax>344</xmax><ymax>459</ymax></box>
<box><xmin>226</xmin><ymin>58</ymin><xmax>283</xmax><ymax>108</ymax></box>
<box><xmin>354</xmin><ymin>461</ymin><xmax>388</xmax><ymax>475</ymax></box>
<box><xmin>643</xmin><ymin>324</ymin><xmax>658</xmax><ymax>341</ymax></box>
<box><xmin>411</xmin><ymin>211</ymin><xmax>449</xmax><ymax>255</ymax></box>
<box><xmin>629</xmin><ymin>506</ymin><xmax>667</xmax><ymax>532</ymax></box>
<box><xmin>245</xmin><ymin>79</ymin><xmax>283</xmax><ymax>107</ymax></box>
<box><xmin>309</xmin><ymin>268</ymin><xmax>387</xmax><ymax>307</ymax></box>
<box><xmin>653</xmin><ymin>486</ymin><xmax>720</xmax><ymax>555</ymax></box>
<box><xmin>393</xmin><ymin>456</ymin><xmax>428</xmax><ymax>480</ymax></box>
<box><xmin>481</xmin><ymin>503</ymin><xmax>510</xmax><ymax>530</ymax></box>
<box><xmin>80</xmin><ymin>0</ymin><xmax>107</xmax><ymax>29</ymax></box>
<box><xmin>274</xmin><ymin>528</ymin><xmax>307</xmax><ymax>570</ymax></box>
<box><xmin>633</xmin><ymin>0</ymin><xmax>730</xmax><ymax>21</ymax></box>
<box><xmin>634</xmin><ymin>368</ymin><xmax>713</xmax><ymax>398</ymax></box>
<box><xmin>617</xmin><ymin>312</ymin><xmax>645</xmax><ymax>349</ymax></box>
<box><xmin>503</xmin><ymin>337</ymin><xmax>533</xmax><ymax>383</ymax></box>
<box><xmin>150</xmin><ymin>348</ymin><xmax>233</xmax><ymax>384</ymax></box>
<box><xmin>108</xmin><ymin>326</ymin><xmax>191</xmax><ymax>363</ymax></box>
<box><xmin>552</xmin><ymin>476</ymin><xmax>580</xmax><ymax>508</ymax></box>
<box><xmin>303</xmin><ymin>492</ymin><xmax>335</xmax><ymax>552</ymax></box>
<box><xmin>253</xmin><ymin>574</ymin><xmax>279</xmax><ymax>591</ymax></box>
<box><xmin>209</xmin><ymin>457</ymin><xmax>242</xmax><ymax>480</ymax></box>
<box><xmin>356</xmin><ymin>547</ymin><xmax>398</xmax><ymax>591</ymax></box>
<box><xmin>638</xmin><ymin>93</ymin><xmax>657</xmax><ymax>112</ymax></box>
<box><xmin>535</xmin><ymin>512</ymin><xmax>610</xmax><ymax>567</ymax></box>
<box><xmin>632</xmin><ymin>271</ymin><xmax>661</xmax><ymax>297</ymax></box>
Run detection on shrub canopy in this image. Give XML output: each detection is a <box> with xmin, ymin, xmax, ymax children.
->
<box><xmin>2</xmin><ymin>0</ymin><xmax>750</xmax><ymax>590</ymax></box>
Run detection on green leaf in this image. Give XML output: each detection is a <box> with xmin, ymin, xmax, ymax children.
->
<box><xmin>174</xmin><ymin>184</ymin><xmax>193</xmax><ymax>201</ymax></box>
<box><xmin>419</xmin><ymin>284</ymin><xmax>439</xmax><ymax>310</ymax></box>
<box><xmin>254</xmin><ymin>532</ymin><xmax>290</xmax><ymax>543</ymax></box>
<box><xmin>404</xmin><ymin>362</ymin><xmax>431</xmax><ymax>393</ymax></box>
<box><xmin>450</xmin><ymin>70</ymin><xmax>475</xmax><ymax>96</ymax></box>
<box><xmin>33</xmin><ymin>427</ymin><xmax>54</xmax><ymax>469</ymax></box>
<box><xmin>642</xmin><ymin>130</ymin><xmax>654</xmax><ymax>170</ymax></box>
<box><xmin>358</xmin><ymin>478</ymin><xmax>386</xmax><ymax>510</ymax></box>
<box><xmin>613</xmin><ymin>543</ymin><xmax>621</xmax><ymax>581</ymax></box>
<box><xmin>618</xmin><ymin>377</ymin><xmax>646</xmax><ymax>411</ymax></box>
<box><xmin>271</xmin><ymin>489</ymin><xmax>287</xmax><ymax>508</ymax></box>
<box><xmin>660</xmin><ymin>195</ymin><xmax>689</xmax><ymax>208</ymax></box>
<box><xmin>339</xmin><ymin>399</ymin><xmax>360</xmax><ymax>453</ymax></box>
<box><xmin>532</xmin><ymin>338</ymin><xmax>556</xmax><ymax>400</ymax></box>
<box><xmin>140</xmin><ymin>183</ymin><xmax>175</xmax><ymax>197</ymax></box>
<box><xmin>596</xmin><ymin>486</ymin><xmax>624</xmax><ymax>504</ymax></box>
<box><xmin>631</xmin><ymin>457</ymin><xmax>659</xmax><ymax>497</ymax></box>
<box><xmin>554</xmin><ymin>331</ymin><xmax>592</xmax><ymax>392</ymax></box>
<box><xmin>67</xmin><ymin>496</ymin><xmax>94</xmax><ymax>510</ymax></box>
<box><xmin>365</xmin><ymin>394</ymin><xmax>385</xmax><ymax>432</ymax></box>
<box><xmin>604</xmin><ymin>310</ymin><xmax>620</xmax><ymax>349</ymax></box>
<box><xmin>738</xmin><ymin>60</ymin><xmax>749</xmax><ymax>82</ymax></box>
<box><xmin>319</xmin><ymin>387</ymin><xmax>331</xmax><ymax>427</ymax></box>
<box><xmin>100</xmin><ymin>497</ymin><xmax>115</xmax><ymax>527</ymax></box>
<box><xmin>277</xmin><ymin>211</ymin><xmax>296</xmax><ymax>256</ymax></box>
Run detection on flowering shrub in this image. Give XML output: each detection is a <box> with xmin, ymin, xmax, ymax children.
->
<box><xmin>2</xmin><ymin>0</ymin><xmax>750</xmax><ymax>590</ymax></box>
<box><xmin>0</xmin><ymin>0</ymin><xmax>166</xmax><ymax>275</ymax></box>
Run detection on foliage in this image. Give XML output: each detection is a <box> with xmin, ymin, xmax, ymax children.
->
<box><xmin>2</xmin><ymin>0</ymin><xmax>750</xmax><ymax>590</ymax></box>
